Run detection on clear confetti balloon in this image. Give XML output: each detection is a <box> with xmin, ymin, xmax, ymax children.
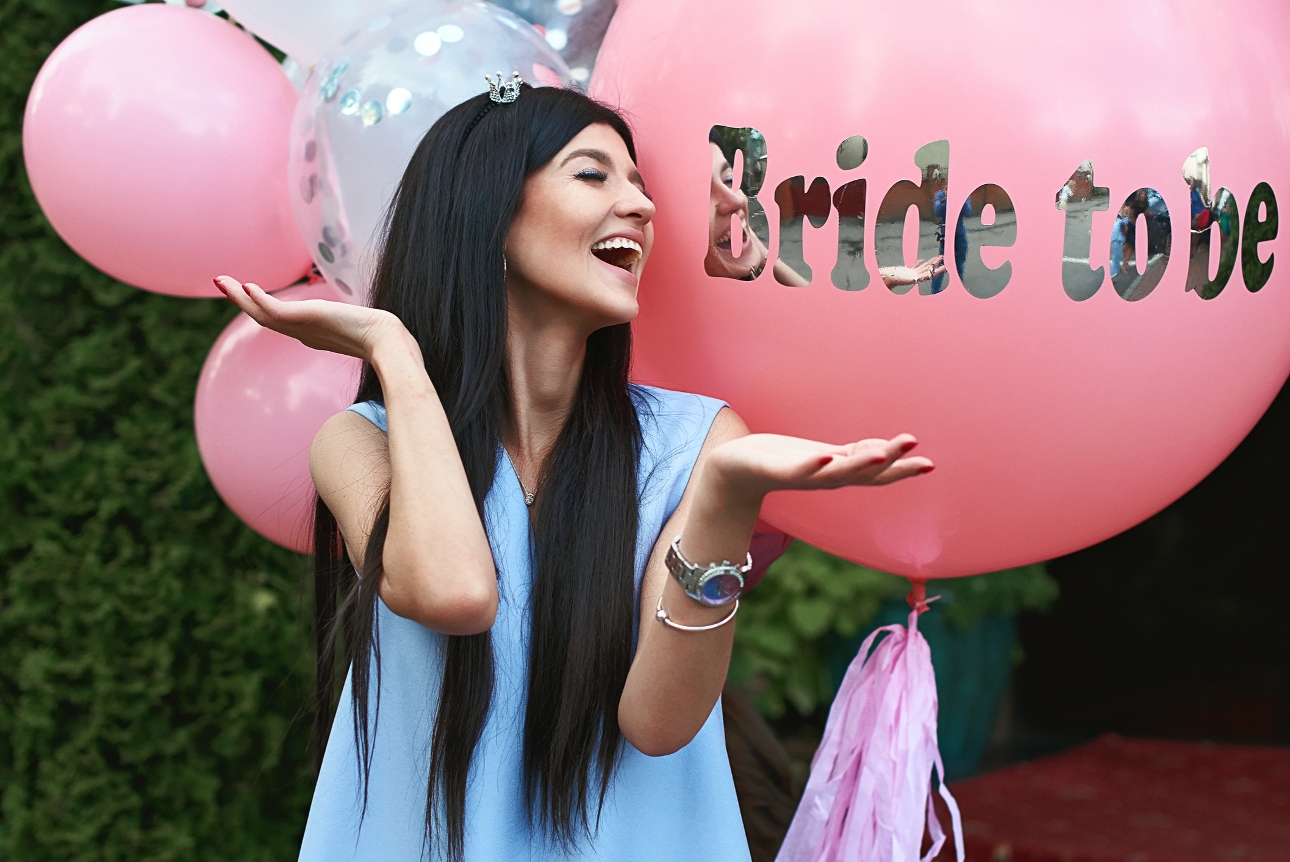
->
<box><xmin>492</xmin><ymin>0</ymin><xmax>618</xmax><ymax>84</ymax></box>
<box><xmin>289</xmin><ymin>1</ymin><xmax>571</xmax><ymax>302</ymax></box>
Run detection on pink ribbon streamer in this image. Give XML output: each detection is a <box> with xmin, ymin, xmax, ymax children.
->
<box><xmin>776</xmin><ymin>602</ymin><xmax>964</xmax><ymax>862</ymax></box>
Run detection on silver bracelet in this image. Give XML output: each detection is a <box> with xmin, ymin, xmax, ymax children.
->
<box><xmin>654</xmin><ymin>596</ymin><xmax>739</xmax><ymax>632</ymax></box>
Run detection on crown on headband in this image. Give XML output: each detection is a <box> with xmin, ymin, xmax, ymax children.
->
<box><xmin>485</xmin><ymin>71</ymin><xmax>523</xmax><ymax>104</ymax></box>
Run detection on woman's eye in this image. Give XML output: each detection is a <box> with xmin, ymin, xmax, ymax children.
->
<box><xmin>576</xmin><ymin>169</ymin><xmax>608</xmax><ymax>182</ymax></box>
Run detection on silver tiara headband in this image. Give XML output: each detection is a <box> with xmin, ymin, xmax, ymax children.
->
<box><xmin>485</xmin><ymin>71</ymin><xmax>524</xmax><ymax>104</ymax></box>
<box><xmin>459</xmin><ymin>71</ymin><xmax>524</xmax><ymax>154</ymax></box>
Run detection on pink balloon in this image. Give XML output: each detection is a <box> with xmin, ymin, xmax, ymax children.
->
<box><xmin>23</xmin><ymin>5</ymin><xmax>311</xmax><ymax>298</ymax></box>
<box><xmin>195</xmin><ymin>284</ymin><xmax>361</xmax><ymax>552</ymax></box>
<box><xmin>594</xmin><ymin>0</ymin><xmax>1290</xmax><ymax>578</ymax></box>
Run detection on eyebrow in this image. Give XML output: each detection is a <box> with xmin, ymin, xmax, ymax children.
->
<box><xmin>561</xmin><ymin>147</ymin><xmax>650</xmax><ymax>197</ymax></box>
<box><xmin>560</xmin><ymin>147</ymin><xmax>613</xmax><ymax>168</ymax></box>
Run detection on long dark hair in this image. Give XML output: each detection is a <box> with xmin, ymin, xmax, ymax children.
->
<box><xmin>311</xmin><ymin>86</ymin><xmax>643</xmax><ymax>860</ymax></box>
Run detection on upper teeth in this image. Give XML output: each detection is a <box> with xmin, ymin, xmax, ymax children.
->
<box><xmin>592</xmin><ymin>237</ymin><xmax>642</xmax><ymax>253</ymax></box>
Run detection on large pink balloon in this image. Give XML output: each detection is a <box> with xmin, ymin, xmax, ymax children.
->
<box><xmin>595</xmin><ymin>0</ymin><xmax>1290</xmax><ymax>578</ymax></box>
<box><xmin>195</xmin><ymin>284</ymin><xmax>361</xmax><ymax>552</ymax></box>
<box><xmin>23</xmin><ymin>5</ymin><xmax>311</xmax><ymax>298</ymax></box>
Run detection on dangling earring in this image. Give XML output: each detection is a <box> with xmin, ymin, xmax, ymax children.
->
<box><xmin>502</xmin><ymin>255</ymin><xmax>508</xmax><ymax>282</ymax></box>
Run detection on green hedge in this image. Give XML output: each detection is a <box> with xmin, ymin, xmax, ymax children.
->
<box><xmin>0</xmin><ymin>3</ymin><xmax>314</xmax><ymax>859</ymax></box>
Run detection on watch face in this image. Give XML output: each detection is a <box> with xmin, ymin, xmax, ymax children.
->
<box><xmin>697</xmin><ymin>569</ymin><xmax>743</xmax><ymax>606</ymax></box>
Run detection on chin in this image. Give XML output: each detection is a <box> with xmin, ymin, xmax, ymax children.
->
<box><xmin>705</xmin><ymin>248</ymin><xmax>754</xmax><ymax>279</ymax></box>
<box><xmin>597</xmin><ymin>298</ymin><xmax>639</xmax><ymax>328</ymax></box>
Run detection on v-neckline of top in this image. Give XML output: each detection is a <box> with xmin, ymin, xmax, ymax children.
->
<box><xmin>499</xmin><ymin>447</ymin><xmax>537</xmax><ymax>518</ymax></box>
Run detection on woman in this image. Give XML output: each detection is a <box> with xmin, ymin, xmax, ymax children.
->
<box><xmin>215</xmin><ymin>83</ymin><xmax>932</xmax><ymax>861</ymax></box>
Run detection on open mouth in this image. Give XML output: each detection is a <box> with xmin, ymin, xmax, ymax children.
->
<box><xmin>715</xmin><ymin>218</ymin><xmax>749</xmax><ymax>252</ymax></box>
<box><xmin>591</xmin><ymin>237</ymin><xmax>643</xmax><ymax>272</ymax></box>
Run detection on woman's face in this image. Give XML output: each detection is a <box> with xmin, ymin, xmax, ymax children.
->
<box><xmin>704</xmin><ymin>142</ymin><xmax>762</xmax><ymax>278</ymax></box>
<box><xmin>505</xmin><ymin>123</ymin><xmax>655</xmax><ymax>332</ymax></box>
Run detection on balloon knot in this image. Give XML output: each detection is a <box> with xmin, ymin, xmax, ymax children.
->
<box><xmin>905</xmin><ymin>579</ymin><xmax>940</xmax><ymax>614</ymax></box>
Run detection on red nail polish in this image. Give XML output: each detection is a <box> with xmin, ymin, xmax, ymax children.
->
<box><xmin>900</xmin><ymin>440</ymin><xmax>918</xmax><ymax>453</ymax></box>
<box><xmin>918</xmin><ymin>465</ymin><xmax>935</xmax><ymax>475</ymax></box>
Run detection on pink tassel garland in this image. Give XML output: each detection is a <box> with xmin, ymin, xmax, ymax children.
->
<box><xmin>776</xmin><ymin>584</ymin><xmax>964</xmax><ymax>862</ymax></box>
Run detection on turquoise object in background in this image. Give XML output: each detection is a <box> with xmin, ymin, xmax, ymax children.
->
<box><xmin>824</xmin><ymin>595</ymin><xmax>1017</xmax><ymax>782</ymax></box>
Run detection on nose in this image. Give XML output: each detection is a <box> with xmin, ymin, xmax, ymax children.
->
<box><xmin>712</xmin><ymin>177</ymin><xmax>746</xmax><ymax>215</ymax></box>
<box><xmin>616</xmin><ymin>182</ymin><xmax>656</xmax><ymax>223</ymax></box>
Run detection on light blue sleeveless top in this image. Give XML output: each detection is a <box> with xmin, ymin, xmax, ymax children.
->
<box><xmin>298</xmin><ymin>386</ymin><xmax>751</xmax><ymax>862</ymax></box>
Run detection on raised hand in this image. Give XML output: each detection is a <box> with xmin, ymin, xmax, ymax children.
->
<box><xmin>212</xmin><ymin>275</ymin><xmax>415</xmax><ymax>363</ymax></box>
<box><xmin>708</xmin><ymin>432</ymin><xmax>933</xmax><ymax>499</ymax></box>
<box><xmin>877</xmin><ymin>255</ymin><xmax>947</xmax><ymax>289</ymax></box>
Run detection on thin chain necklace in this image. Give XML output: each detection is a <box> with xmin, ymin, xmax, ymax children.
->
<box><xmin>518</xmin><ymin>477</ymin><xmax>536</xmax><ymax>507</ymax></box>
<box><xmin>507</xmin><ymin>446</ymin><xmax>537</xmax><ymax>506</ymax></box>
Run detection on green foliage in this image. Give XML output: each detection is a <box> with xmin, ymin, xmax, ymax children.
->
<box><xmin>0</xmin><ymin>3</ymin><xmax>313</xmax><ymax>859</ymax></box>
<box><xmin>939</xmin><ymin>563</ymin><xmax>1060</xmax><ymax>631</ymax></box>
<box><xmin>729</xmin><ymin>543</ymin><xmax>906</xmax><ymax>717</ymax></box>
<box><xmin>730</xmin><ymin>542</ymin><xmax>1059</xmax><ymax>718</ymax></box>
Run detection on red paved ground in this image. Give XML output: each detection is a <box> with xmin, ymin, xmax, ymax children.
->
<box><xmin>935</xmin><ymin>734</ymin><xmax>1290</xmax><ymax>862</ymax></box>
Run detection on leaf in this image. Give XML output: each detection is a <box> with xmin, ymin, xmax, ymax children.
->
<box><xmin>787</xmin><ymin>598</ymin><xmax>833</xmax><ymax>639</ymax></box>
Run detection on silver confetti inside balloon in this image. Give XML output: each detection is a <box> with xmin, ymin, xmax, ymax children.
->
<box><xmin>289</xmin><ymin>0</ymin><xmax>570</xmax><ymax>302</ymax></box>
<box><xmin>491</xmin><ymin>0</ymin><xmax>617</xmax><ymax>83</ymax></box>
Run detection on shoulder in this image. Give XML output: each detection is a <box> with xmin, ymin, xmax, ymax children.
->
<box><xmin>631</xmin><ymin>385</ymin><xmax>727</xmax><ymax>434</ymax></box>
<box><xmin>309</xmin><ymin>407</ymin><xmax>390</xmax><ymax>498</ymax></box>
<box><xmin>631</xmin><ymin>385</ymin><xmax>746</xmax><ymax>461</ymax></box>
<box><xmin>344</xmin><ymin>399</ymin><xmax>387</xmax><ymax>432</ymax></box>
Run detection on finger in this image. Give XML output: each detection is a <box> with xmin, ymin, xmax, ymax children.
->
<box><xmin>218</xmin><ymin>279</ymin><xmax>302</xmax><ymax>333</ymax></box>
<box><xmin>242</xmin><ymin>281</ymin><xmax>287</xmax><ymax>317</ymax></box>
<box><xmin>831</xmin><ymin>435</ymin><xmax>913</xmax><ymax>468</ymax></box>
<box><xmin>846</xmin><ymin>435</ymin><xmax>918</xmax><ymax>480</ymax></box>
<box><xmin>213</xmin><ymin>276</ymin><xmax>262</xmax><ymax>318</ymax></box>
<box><xmin>213</xmin><ymin>274</ymin><xmax>248</xmax><ymax>301</ymax></box>
<box><xmin>881</xmin><ymin>434</ymin><xmax>918</xmax><ymax>461</ymax></box>
<box><xmin>868</xmin><ymin>456</ymin><xmax>935</xmax><ymax>485</ymax></box>
<box><xmin>806</xmin><ymin>446</ymin><xmax>894</xmax><ymax>486</ymax></box>
<box><xmin>244</xmin><ymin>284</ymin><xmax>335</xmax><ymax>331</ymax></box>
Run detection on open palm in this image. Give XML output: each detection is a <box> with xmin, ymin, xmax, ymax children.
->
<box><xmin>712</xmin><ymin>432</ymin><xmax>932</xmax><ymax>497</ymax></box>
<box><xmin>213</xmin><ymin>275</ymin><xmax>412</xmax><ymax>362</ymax></box>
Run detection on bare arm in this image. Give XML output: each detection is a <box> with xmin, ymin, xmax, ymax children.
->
<box><xmin>619</xmin><ymin>408</ymin><xmax>931</xmax><ymax>756</ymax></box>
<box><xmin>216</xmin><ymin>276</ymin><xmax>497</xmax><ymax>635</ymax></box>
<box><xmin>879</xmin><ymin>255</ymin><xmax>947</xmax><ymax>289</ymax></box>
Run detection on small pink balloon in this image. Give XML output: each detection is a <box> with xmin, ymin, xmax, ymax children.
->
<box><xmin>23</xmin><ymin>5</ymin><xmax>311</xmax><ymax>298</ymax></box>
<box><xmin>195</xmin><ymin>284</ymin><xmax>361</xmax><ymax>552</ymax></box>
<box><xmin>595</xmin><ymin>0</ymin><xmax>1290</xmax><ymax>577</ymax></box>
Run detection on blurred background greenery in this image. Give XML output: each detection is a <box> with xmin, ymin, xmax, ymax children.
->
<box><xmin>1</xmin><ymin>4</ymin><xmax>312</xmax><ymax>859</ymax></box>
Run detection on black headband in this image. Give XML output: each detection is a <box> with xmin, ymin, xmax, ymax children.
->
<box><xmin>458</xmin><ymin>100</ymin><xmax>496</xmax><ymax>152</ymax></box>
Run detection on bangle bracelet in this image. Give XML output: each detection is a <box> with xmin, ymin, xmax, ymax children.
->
<box><xmin>654</xmin><ymin>596</ymin><xmax>739</xmax><ymax>632</ymax></box>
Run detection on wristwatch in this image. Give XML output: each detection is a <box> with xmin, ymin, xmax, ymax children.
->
<box><xmin>664</xmin><ymin>535</ymin><xmax>751</xmax><ymax>607</ymax></box>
